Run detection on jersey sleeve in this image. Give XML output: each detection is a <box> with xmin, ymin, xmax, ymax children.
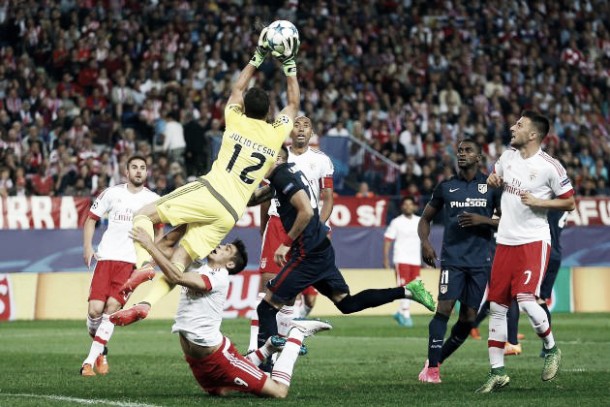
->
<box><xmin>89</xmin><ymin>188</ymin><xmax>111</xmax><ymax>220</ymax></box>
<box><xmin>272</xmin><ymin>114</ymin><xmax>293</xmax><ymax>141</ymax></box>
<box><xmin>549</xmin><ymin>159</ymin><xmax>574</xmax><ymax>198</ymax></box>
<box><xmin>225</xmin><ymin>103</ymin><xmax>243</xmax><ymax>126</ymax></box>
<box><xmin>320</xmin><ymin>155</ymin><xmax>335</xmax><ymax>189</ymax></box>
<box><xmin>428</xmin><ymin>181</ymin><xmax>445</xmax><ymax>209</ymax></box>
<box><xmin>274</xmin><ymin>166</ymin><xmax>304</xmax><ymax>201</ymax></box>
<box><xmin>384</xmin><ymin>219</ymin><xmax>397</xmax><ymax>240</ymax></box>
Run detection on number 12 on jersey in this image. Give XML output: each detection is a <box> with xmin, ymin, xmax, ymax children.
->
<box><xmin>225</xmin><ymin>144</ymin><xmax>267</xmax><ymax>184</ymax></box>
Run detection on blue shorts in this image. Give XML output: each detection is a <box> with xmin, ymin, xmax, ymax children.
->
<box><xmin>438</xmin><ymin>265</ymin><xmax>489</xmax><ymax>309</ymax></box>
<box><xmin>539</xmin><ymin>258</ymin><xmax>561</xmax><ymax>300</ymax></box>
<box><xmin>267</xmin><ymin>239</ymin><xmax>350</xmax><ymax>303</ymax></box>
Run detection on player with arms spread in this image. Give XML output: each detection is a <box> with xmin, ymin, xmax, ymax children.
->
<box><xmin>417</xmin><ymin>139</ymin><xmax>502</xmax><ymax>383</ymax></box>
<box><xmin>249</xmin><ymin>146</ymin><xmax>436</xmax><ymax>351</ymax></box>
<box><xmin>111</xmin><ymin>27</ymin><xmax>301</xmax><ymax>325</ymax></box>
<box><xmin>477</xmin><ymin>110</ymin><xmax>575</xmax><ymax>393</ymax></box>
<box><xmin>249</xmin><ymin>115</ymin><xmax>334</xmax><ymax>352</ymax></box>
<box><xmin>80</xmin><ymin>155</ymin><xmax>159</xmax><ymax>376</ymax></box>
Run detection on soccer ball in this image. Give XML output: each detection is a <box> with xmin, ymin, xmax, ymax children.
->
<box><xmin>266</xmin><ymin>20</ymin><xmax>299</xmax><ymax>56</ymax></box>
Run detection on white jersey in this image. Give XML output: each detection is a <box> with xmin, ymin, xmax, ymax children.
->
<box><xmin>171</xmin><ymin>263</ymin><xmax>228</xmax><ymax>347</ymax></box>
<box><xmin>268</xmin><ymin>146</ymin><xmax>334</xmax><ymax>217</ymax></box>
<box><xmin>384</xmin><ymin>214</ymin><xmax>422</xmax><ymax>265</ymax></box>
<box><xmin>89</xmin><ymin>184</ymin><xmax>159</xmax><ymax>263</ymax></box>
<box><xmin>494</xmin><ymin>148</ymin><xmax>574</xmax><ymax>245</ymax></box>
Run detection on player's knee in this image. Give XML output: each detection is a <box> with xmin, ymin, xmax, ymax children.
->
<box><xmin>489</xmin><ymin>301</ymin><xmax>508</xmax><ymax>318</ymax></box>
<box><xmin>335</xmin><ymin>296</ymin><xmax>357</xmax><ymax>314</ymax></box>
<box><xmin>87</xmin><ymin>310</ymin><xmax>102</xmax><ymax>319</ymax></box>
<box><xmin>436</xmin><ymin>301</ymin><xmax>453</xmax><ymax>316</ymax></box>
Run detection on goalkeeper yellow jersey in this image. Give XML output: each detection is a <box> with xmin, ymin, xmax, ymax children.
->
<box><xmin>202</xmin><ymin>103</ymin><xmax>292</xmax><ymax>220</ymax></box>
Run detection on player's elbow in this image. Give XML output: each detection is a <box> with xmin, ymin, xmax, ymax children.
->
<box><xmin>560</xmin><ymin>196</ymin><xmax>576</xmax><ymax>212</ymax></box>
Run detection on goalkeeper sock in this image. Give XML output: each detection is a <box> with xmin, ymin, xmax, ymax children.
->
<box><xmin>141</xmin><ymin>274</ymin><xmax>176</xmax><ymax>305</ymax></box>
<box><xmin>133</xmin><ymin>215</ymin><xmax>154</xmax><ymax>268</ymax></box>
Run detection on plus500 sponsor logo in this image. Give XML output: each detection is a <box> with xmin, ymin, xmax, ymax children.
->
<box><xmin>450</xmin><ymin>198</ymin><xmax>488</xmax><ymax>208</ymax></box>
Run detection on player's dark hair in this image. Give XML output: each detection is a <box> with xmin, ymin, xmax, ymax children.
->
<box><xmin>243</xmin><ymin>87</ymin><xmax>269</xmax><ymax>120</ymax></box>
<box><xmin>127</xmin><ymin>154</ymin><xmax>147</xmax><ymax>168</ymax></box>
<box><xmin>227</xmin><ymin>238</ymin><xmax>248</xmax><ymax>275</ymax></box>
<box><xmin>460</xmin><ymin>138</ymin><xmax>482</xmax><ymax>154</ymax></box>
<box><xmin>522</xmin><ymin>110</ymin><xmax>550</xmax><ymax>141</ymax></box>
<box><xmin>401</xmin><ymin>196</ymin><xmax>415</xmax><ymax>206</ymax></box>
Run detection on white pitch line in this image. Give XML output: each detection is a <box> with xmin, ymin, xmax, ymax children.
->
<box><xmin>0</xmin><ymin>393</ymin><xmax>162</xmax><ymax>407</ymax></box>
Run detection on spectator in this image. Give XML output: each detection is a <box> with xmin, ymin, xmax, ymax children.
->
<box><xmin>355</xmin><ymin>181</ymin><xmax>375</xmax><ymax>198</ymax></box>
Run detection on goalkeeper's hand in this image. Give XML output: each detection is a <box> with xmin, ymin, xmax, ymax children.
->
<box><xmin>249</xmin><ymin>27</ymin><xmax>270</xmax><ymax>69</ymax></box>
<box><xmin>273</xmin><ymin>36</ymin><xmax>300</xmax><ymax>77</ymax></box>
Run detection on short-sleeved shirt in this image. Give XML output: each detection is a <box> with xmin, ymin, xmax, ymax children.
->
<box><xmin>268</xmin><ymin>147</ymin><xmax>334</xmax><ymax>217</ymax></box>
<box><xmin>428</xmin><ymin>171</ymin><xmax>502</xmax><ymax>268</ymax></box>
<box><xmin>172</xmin><ymin>262</ymin><xmax>229</xmax><ymax>347</ymax></box>
<box><xmin>203</xmin><ymin>104</ymin><xmax>292</xmax><ymax>219</ymax></box>
<box><xmin>384</xmin><ymin>214</ymin><xmax>421</xmax><ymax>265</ymax></box>
<box><xmin>88</xmin><ymin>184</ymin><xmax>159</xmax><ymax>263</ymax></box>
<box><xmin>268</xmin><ymin>162</ymin><xmax>328</xmax><ymax>253</ymax></box>
<box><xmin>494</xmin><ymin>148</ymin><xmax>574</xmax><ymax>245</ymax></box>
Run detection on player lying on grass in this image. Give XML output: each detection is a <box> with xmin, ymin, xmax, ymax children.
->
<box><xmin>129</xmin><ymin>225</ymin><xmax>332</xmax><ymax>398</ymax></box>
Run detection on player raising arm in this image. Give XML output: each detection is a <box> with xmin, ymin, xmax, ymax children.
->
<box><xmin>111</xmin><ymin>27</ymin><xmax>300</xmax><ymax>326</ymax></box>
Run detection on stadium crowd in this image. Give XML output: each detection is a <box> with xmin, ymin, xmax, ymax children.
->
<box><xmin>0</xmin><ymin>0</ymin><xmax>608</xmax><ymax>205</ymax></box>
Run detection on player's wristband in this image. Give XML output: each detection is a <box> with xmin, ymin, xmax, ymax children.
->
<box><xmin>283</xmin><ymin>235</ymin><xmax>294</xmax><ymax>246</ymax></box>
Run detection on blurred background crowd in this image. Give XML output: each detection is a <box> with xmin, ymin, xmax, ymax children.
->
<box><xmin>0</xmin><ymin>0</ymin><xmax>608</xmax><ymax>210</ymax></box>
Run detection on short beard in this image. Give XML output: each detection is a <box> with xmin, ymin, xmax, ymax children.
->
<box><xmin>130</xmin><ymin>178</ymin><xmax>144</xmax><ymax>187</ymax></box>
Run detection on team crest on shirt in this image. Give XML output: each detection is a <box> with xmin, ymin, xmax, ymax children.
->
<box><xmin>478</xmin><ymin>184</ymin><xmax>487</xmax><ymax>194</ymax></box>
<box><xmin>529</xmin><ymin>170</ymin><xmax>537</xmax><ymax>181</ymax></box>
<box><xmin>440</xmin><ymin>285</ymin><xmax>448</xmax><ymax>294</ymax></box>
<box><xmin>260</xmin><ymin>259</ymin><xmax>267</xmax><ymax>269</ymax></box>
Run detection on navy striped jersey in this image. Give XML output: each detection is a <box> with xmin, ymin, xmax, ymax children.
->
<box><xmin>269</xmin><ymin>162</ymin><xmax>328</xmax><ymax>252</ymax></box>
<box><xmin>428</xmin><ymin>171</ymin><xmax>502</xmax><ymax>267</ymax></box>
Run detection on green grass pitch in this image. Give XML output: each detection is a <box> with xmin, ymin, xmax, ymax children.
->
<box><xmin>1</xmin><ymin>314</ymin><xmax>609</xmax><ymax>407</ymax></box>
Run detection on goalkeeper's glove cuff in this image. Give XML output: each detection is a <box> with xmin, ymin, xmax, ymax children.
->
<box><xmin>283</xmin><ymin>60</ymin><xmax>297</xmax><ymax>77</ymax></box>
<box><xmin>249</xmin><ymin>48</ymin><xmax>267</xmax><ymax>69</ymax></box>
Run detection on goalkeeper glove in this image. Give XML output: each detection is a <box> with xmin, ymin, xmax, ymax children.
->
<box><xmin>274</xmin><ymin>36</ymin><xmax>300</xmax><ymax>77</ymax></box>
<box><xmin>249</xmin><ymin>27</ymin><xmax>270</xmax><ymax>69</ymax></box>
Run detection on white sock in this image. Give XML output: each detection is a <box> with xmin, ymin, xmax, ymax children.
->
<box><xmin>248</xmin><ymin>292</ymin><xmax>265</xmax><ymax>352</ymax></box>
<box><xmin>399</xmin><ymin>299</ymin><xmax>411</xmax><ymax>318</ymax></box>
<box><xmin>276</xmin><ymin>305</ymin><xmax>295</xmax><ymax>337</ymax></box>
<box><xmin>245</xmin><ymin>338</ymin><xmax>274</xmax><ymax>366</ymax></box>
<box><xmin>488</xmin><ymin>302</ymin><xmax>508</xmax><ymax>369</ymax></box>
<box><xmin>86</xmin><ymin>315</ymin><xmax>102</xmax><ymax>338</ymax></box>
<box><xmin>301</xmin><ymin>304</ymin><xmax>312</xmax><ymax>318</ymax></box>
<box><xmin>518</xmin><ymin>296</ymin><xmax>555</xmax><ymax>350</ymax></box>
<box><xmin>83</xmin><ymin>314</ymin><xmax>114</xmax><ymax>366</ymax></box>
<box><xmin>271</xmin><ymin>328</ymin><xmax>304</xmax><ymax>386</ymax></box>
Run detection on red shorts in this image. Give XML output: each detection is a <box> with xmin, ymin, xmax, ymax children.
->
<box><xmin>185</xmin><ymin>337</ymin><xmax>267</xmax><ymax>396</ymax></box>
<box><xmin>394</xmin><ymin>264</ymin><xmax>421</xmax><ymax>286</ymax></box>
<box><xmin>488</xmin><ymin>241</ymin><xmax>550</xmax><ymax>306</ymax></box>
<box><xmin>258</xmin><ymin>215</ymin><xmax>287</xmax><ymax>275</ymax></box>
<box><xmin>88</xmin><ymin>260</ymin><xmax>135</xmax><ymax>306</ymax></box>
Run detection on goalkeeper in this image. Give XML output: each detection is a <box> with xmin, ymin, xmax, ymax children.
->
<box><xmin>111</xmin><ymin>26</ymin><xmax>301</xmax><ymax>326</ymax></box>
